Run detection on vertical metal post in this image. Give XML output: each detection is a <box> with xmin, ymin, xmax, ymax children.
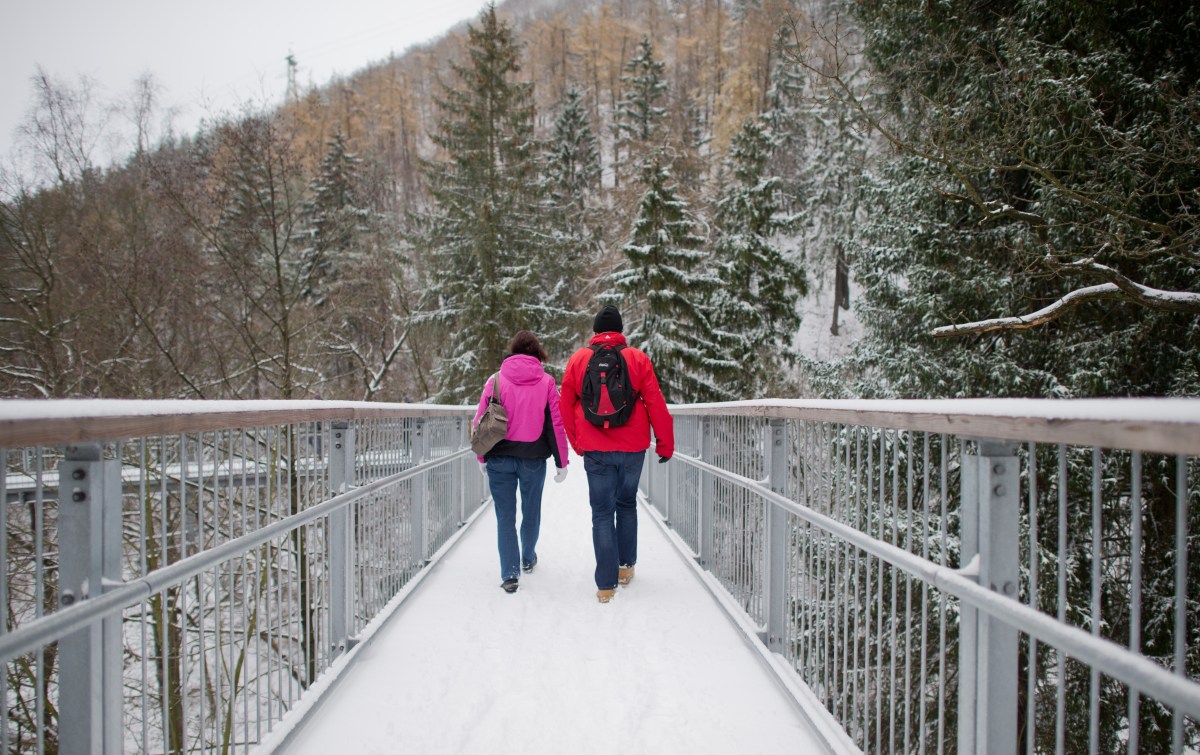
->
<box><xmin>58</xmin><ymin>444</ymin><xmax>122</xmax><ymax>755</ymax></box>
<box><xmin>958</xmin><ymin>442</ymin><xmax>980</xmax><ymax>754</ymax></box>
<box><xmin>699</xmin><ymin>417</ymin><xmax>715</xmax><ymax>568</ymax></box>
<box><xmin>646</xmin><ymin>445</ymin><xmax>658</xmax><ymax>508</ymax></box>
<box><xmin>413</xmin><ymin>419</ymin><xmax>428</xmax><ymax>565</ymax></box>
<box><xmin>957</xmin><ymin>437</ymin><xmax>1019</xmax><ymax>755</ymax></box>
<box><xmin>457</xmin><ymin>418</ymin><xmax>467</xmax><ymax>523</ymax></box>
<box><xmin>764</xmin><ymin>419</ymin><xmax>789</xmax><ymax>652</ymax></box>
<box><xmin>663</xmin><ymin>443</ymin><xmax>673</xmax><ymax>524</ymax></box>
<box><xmin>328</xmin><ymin>421</ymin><xmax>356</xmax><ymax>657</ymax></box>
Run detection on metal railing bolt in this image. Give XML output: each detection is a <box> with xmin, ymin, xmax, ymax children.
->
<box><xmin>72</xmin><ymin>491</ymin><xmax>86</xmax><ymax>502</ymax></box>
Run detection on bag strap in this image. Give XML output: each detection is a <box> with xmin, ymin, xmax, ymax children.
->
<box><xmin>490</xmin><ymin>373</ymin><xmax>501</xmax><ymax>403</ymax></box>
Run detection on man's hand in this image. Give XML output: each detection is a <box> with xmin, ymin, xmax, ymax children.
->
<box><xmin>554</xmin><ymin>467</ymin><xmax>568</xmax><ymax>483</ymax></box>
<box><xmin>657</xmin><ymin>455</ymin><xmax>670</xmax><ymax>464</ymax></box>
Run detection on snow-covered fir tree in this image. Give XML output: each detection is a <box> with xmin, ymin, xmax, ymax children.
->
<box><xmin>708</xmin><ymin>118</ymin><xmax>806</xmax><ymax>398</ymax></box>
<box><xmin>418</xmin><ymin>6</ymin><xmax>551</xmax><ymax>402</ymax></box>
<box><xmin>613</xmin><ymin>151</ymin><xmax>718</xmax><ymax>402</ymax></box>
<box><xmin>760</xmin><ymin>25</ymin><xmax>809</xmax><ymax>191</ymax></box>
<box><xmin>540</xmin><ymin>86</ymin><xmax>601</xmax><ymax>356</ymax></box>
<box><xmin>298</xmin><ymin>130</ymin><xmax>370</xmax><ymax>305</ymax></box>
<box><xmin>835</xmin><ymin>0</ymin><xmax>1200</xmax><ymax>402</ymax></box>
<box><xmin>672</xmin><ymin>98</ymin><xmax>710</xmax><ymax>189</ymax></box>
<box><xmin>612</xmin><ymin>37</ymin><xmax>669</xmax><ymax>187</ymax></box>
<box><xmin>545</xmin><ymin>86</ymin><xmax>600</xmax><ymax>209</ymax></box>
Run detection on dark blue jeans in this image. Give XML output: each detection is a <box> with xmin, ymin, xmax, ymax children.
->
<box><xmin>583</xmin><ymin>450</ymin><xmax>645</xmax><ymax>589</ymax></box>
<box><xmin>486</xmin><ymin>456</ymin><xmax>547</xmax><ymax>581</ymax></box>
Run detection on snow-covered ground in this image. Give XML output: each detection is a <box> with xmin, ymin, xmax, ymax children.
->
<box><xmin>272</xmin><ymin>455</ymin><xmax>820</xmax><ymax>754</ymax></box>
<box><xmin>795</xmin><ymin>265</ymin><xmax>863</xmax><ymax>363</ymax></box>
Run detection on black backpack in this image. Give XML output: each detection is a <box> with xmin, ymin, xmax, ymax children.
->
<box><xmin>581</xmin><ymin>344</ymin><xmax>638</xmax><ymax>428</ymax></box>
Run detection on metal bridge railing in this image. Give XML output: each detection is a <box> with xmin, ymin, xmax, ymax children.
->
<box><xmin>0</xmin><ymin>400</ymin><xmax>484</xmax><ymax>754</ymax></box>
<box><xmin>642</xmin><ymin>399</ymin><xmax>1200</xmax><ymax>755</ymax></box>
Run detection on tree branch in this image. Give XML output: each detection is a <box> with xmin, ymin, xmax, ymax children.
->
<box><xmin>932</xmin><ymin>280</ymin><xmax>1200</xmax><ymax>338</ymax></box>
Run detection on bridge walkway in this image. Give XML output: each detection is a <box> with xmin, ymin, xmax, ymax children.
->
<box><xmin>268</xmin><ymin>455</ymin><xmax>824</xmax><ymax>754</ymax></box>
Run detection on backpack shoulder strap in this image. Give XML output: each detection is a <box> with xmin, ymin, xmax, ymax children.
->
<box><xmin>491</xmin><ymin>372</ymin><xmax>501</xmax><ymax>401</ymax></box>
<box><xmin>589</xmin><ymin>343</ymin><xmax>624</xmax><ymax>353</ymax></box>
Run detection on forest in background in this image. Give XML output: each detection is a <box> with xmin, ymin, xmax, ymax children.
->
<box><xmin>1</xmin><ymin>0</ymin><xmax>1197</xmax><ymax>404</ymax></box>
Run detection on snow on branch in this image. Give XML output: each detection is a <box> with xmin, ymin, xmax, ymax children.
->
<box><xmin>932</xmin><ymin>281</ymin><xmax>1200</xmax><ymax>338</ymax></box>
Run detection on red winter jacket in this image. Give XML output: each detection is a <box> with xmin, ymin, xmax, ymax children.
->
<box><xmin>559</xmin><ymin>332</ymin><xmax>675</xmax><ymax>458</ymax></box>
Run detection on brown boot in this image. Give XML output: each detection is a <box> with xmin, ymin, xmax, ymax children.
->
<box><xmin>596</xmin><ymin>589</ymin><xmax>615</xmax><ymax>603</ymax></box>
<box><xmin>618</xmin><ymin>566</ymin><xmax>635</xmax><ymax>586</ymax></box>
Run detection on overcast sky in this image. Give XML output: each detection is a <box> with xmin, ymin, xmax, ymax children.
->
<box><xmin>0</xmin><ymin>0</ymin><xmax>493</xmax><ymax>164</ymax></box>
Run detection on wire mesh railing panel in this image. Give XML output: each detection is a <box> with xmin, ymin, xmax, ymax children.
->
<box><xmin>425</xmin><ymin>459</ymin><xmax>460</xmax><ymax>557</ymax></box>
<box><xmin>1016</xmin><ymin>446</ymin><xmax>1200</xmax><ymax>754</ymax></box>
<box><xmin>781</xmin><ymin>423</ymin><xmax>962</xmax><ymax>754</ymax></box>
<box><xmin>426</xmin><ymin>417</ymin><xmax>466</xmax><ymax>460</ymax></box>
<box><xmin>353</xmin><ymin>418</ymin><xmax>413</xmax><ymax>483</ymax></box>
<box><xmin>1</xmin><ymin>404</ymin><xmax>479</xmax><ymax>755</ymax></box>
<box><xmin>643</xmin><ymin>402</ymin><xmax>1200</xmax><ymax>755</ymax></box>
<box><xmin>709</xmin><ymin>477</ymin><xmax>765</xmax><ymax>624</ymax></box>
<box><xmin>353</xmin><ymin>477</ymin><xmax>419</xmax><ymax>630</ymax></box>
<box><xmin>668</xmin><ymin>416</ymin><xmax>702</xmax><ymax>553</ymax></box>
<box><xmin>1</xmin><ymin>446</ymin><xmax>56</xmax><ymax>755</ymax></box>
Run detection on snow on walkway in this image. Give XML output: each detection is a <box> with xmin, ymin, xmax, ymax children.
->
<box><xmin>283</xmin><ymin>454</ymin><xmax>820</xmax><ymax>754</ymax></box>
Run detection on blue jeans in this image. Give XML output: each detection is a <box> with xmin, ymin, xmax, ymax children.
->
<box><xmin>486</xmin><ymin>456</ymin><xmax>547</xmax><ymax>581</ymax></box>
<box><xmin>583</xmin><ymin>450</ymin><xmax>645</xmax><ymax>589</ymax></box>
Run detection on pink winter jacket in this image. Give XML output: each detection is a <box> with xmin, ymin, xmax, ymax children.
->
<box><xmin>473</xmin><ymin>353</ymin><xmax>569</xmax><ymax>468</ymax></box>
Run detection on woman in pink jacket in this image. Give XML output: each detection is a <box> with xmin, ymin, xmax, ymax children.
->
<box><xmin>473</xmin><ymin>331</ymin><xmax>570</xmax><ymax>593</ymax></box>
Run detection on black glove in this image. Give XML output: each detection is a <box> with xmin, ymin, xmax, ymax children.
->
<box><xmin>658</xmin><ymin>455</ymin><xmax>670</xmax><ymax>464</ymax></box>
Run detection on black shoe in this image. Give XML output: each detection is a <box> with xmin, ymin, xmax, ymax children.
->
<box><xmin>501</xmin><ymin>578</ymin><xmax>519</xmax><ymax>593</ymax></box>
<box><xmin>522</xmin><ymin>556</ymin><xmax>538</xmax><ymax>574</ymax></box>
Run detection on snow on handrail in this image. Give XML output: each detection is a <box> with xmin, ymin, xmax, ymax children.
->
<box><xmin>0</xmin><ymin>399</ymin><xmax>475</xmax><ymax>447</ymax></box>
<box><xmin>668</xmin><ymin>397</ymin><xmax>1200</xmax><ymax>455</ymax></box>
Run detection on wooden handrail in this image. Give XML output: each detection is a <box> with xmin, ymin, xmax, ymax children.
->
<box><xmin>0</xmin><ymin>399</ymin><xmax>475</xmax><ymax>447</ymax></box>
<box><xmin>669</xmin><ymin>398</ymin><xmax>1200</xmax><ymax>456</ymax></box>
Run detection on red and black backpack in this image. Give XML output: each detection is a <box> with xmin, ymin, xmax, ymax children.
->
<box><xmin>580</xmin><ymin>344</ymin><xmax>638</xmax><ymax>428</ymax></box>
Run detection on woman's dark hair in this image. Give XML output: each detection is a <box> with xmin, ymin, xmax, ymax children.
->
<box><xmin>509</xmin><ymin>330</ymin><xmax>548</xmax><ymax>362</ymax></box>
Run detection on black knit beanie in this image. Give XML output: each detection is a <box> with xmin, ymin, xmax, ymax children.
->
<box><xmin>592</xmin><ymin>304</ymin><xmax>623</xmax><ymax>333</ymax></box>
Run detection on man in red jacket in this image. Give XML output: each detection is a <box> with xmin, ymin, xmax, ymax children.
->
<box><xmin>560</xmin><ymin>304</ymin><xmax>675</xmax><ymax>603</ymax></box>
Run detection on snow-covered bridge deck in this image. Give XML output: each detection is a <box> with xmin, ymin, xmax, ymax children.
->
<box><xmin>259</xmin><ymin>455</ymin><xmax>833</xmax><ymax>754</ymax></box>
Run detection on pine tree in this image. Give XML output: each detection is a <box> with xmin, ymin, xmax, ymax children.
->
<box><xmin>848</xmin><ymin>0</ymin><xmax>1200</xmax><ymax>344</ymax></box>
<box><xmin>709</xmin><ymin>118</ymin><xmax>806</xmax><ymax>397</ymax></box>
<box><xmin>298</xmin><ymin>130</ymin><xmax>369</xmax><ymax>305</ymax></box>
<box><xmin>834</xmin><ymin>0</ymin><xmax>1200</xmax><ymax>402</ymax></box>
<box><xmin>760</xmin><ymin>25</ymin><xmax>808</xmax><ymax>184</ymax></box>
<box><xmin>540</xmin><ymin>86</ymin><xmax>601</xmax><ymax>359</ymax></box>
<box><xmin>418</xmin><ymin>5</ymin><xmax>550</xmax><ymax>402</ymax></box>
<box><xmin>613</xmin><ymin>37</ymin><xmax>669</xmax><ymax>186</ymax></box>
<box><xmin>545</xmin><ymin>87</ymin><xmax>600</xmax><ymax>212</ymax></box>
<box><xmin>613</xmin><ymin>151</ymin><xmax>716</xmax><ymax>402</ymax></box>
